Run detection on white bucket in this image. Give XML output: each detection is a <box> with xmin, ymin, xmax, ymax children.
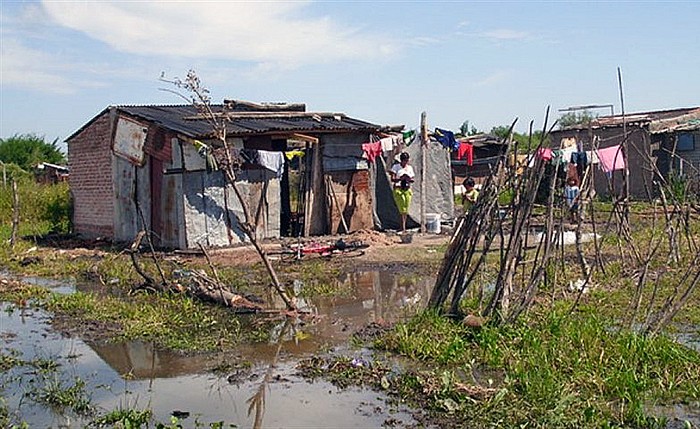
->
<box><xmin>426</xmin><ymin>213</ymin><xmax>441</xmax><ymax>234</ymax></box>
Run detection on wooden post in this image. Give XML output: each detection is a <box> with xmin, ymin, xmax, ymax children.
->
<box><xmin>10</xmin><ymin>180</ymin><xmax>19</xmax><ymax>248</ymax></box>
<box><xmin>420</xmin><ymin>112</ymin><xmax>427</xmax><ymax>234</ymax></box>
<box><xmin>618</xmin><ymin>67</ymin><xmax>629</xmax><ymax>221</ymax></box>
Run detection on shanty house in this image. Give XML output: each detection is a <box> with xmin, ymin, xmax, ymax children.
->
<box><xmin>451</xmin><ymin>134</ymin><xmax>507</xmax><ymax>184</ymax></box>
<box><xmin>66</xmin><ymin>101</ymin><xmax>386</xmax><ymax>249</ymax></box>
<box><xmin>550</xmin><ymin>107</ymin><xmax>700</xmax><ymax>199</ymax></box>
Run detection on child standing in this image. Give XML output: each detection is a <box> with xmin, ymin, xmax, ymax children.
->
<box><xmin>564</xmin><ymin>178</ymin><xmax>580</xmax><ymax>223</ymax></box>
<box><xmin>390</xmin><ymin>152</ymin><xmax>415</xmax><ymax>232</ymax></box>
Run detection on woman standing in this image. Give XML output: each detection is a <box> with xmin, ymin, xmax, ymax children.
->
<box><xmin>389</xmin><ymin>152</ymin><xmax>415</xmax><ymax>232</ymax></box>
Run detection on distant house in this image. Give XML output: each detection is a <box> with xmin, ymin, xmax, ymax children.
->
<box><xmin>550</xmin><ymin>107</ymin><xmax>700</xmax><ymax>199</ymax></box>
<box><xmin>35</xmin><ymin>162</ymin><xmax>69</xmax><ymax>184</ymax></box>
<box><xmin>451</xmin><ymin>133</ymin><xmax>508</xmax><ymax>186</ymax></box>
<box><xmin>66</xmin><ymin>101</ymin><xmax>393</xmax><ymax>249</ymax></box>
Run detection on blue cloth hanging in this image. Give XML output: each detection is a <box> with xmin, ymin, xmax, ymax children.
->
<box><xmin>434</xmin><ymin>128</ymin><xmax>459</xmax><ymax>151</ymax></box>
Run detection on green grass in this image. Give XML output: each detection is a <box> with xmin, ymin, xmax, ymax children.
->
<box><xmin>42</xmin><ymin>290</ymin><xmax>243</xmax><ymax>351</ymax></box>
<box><xmin>373</xmin><ymin>307</ymin><xmax>700</xmax><ymax>428</ymax></box>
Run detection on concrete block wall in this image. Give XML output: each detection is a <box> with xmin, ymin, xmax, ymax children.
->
<box><xmin>67</xmin><ymin>114</ymin><xmax>115</xmax><ymax>237</ymax></box>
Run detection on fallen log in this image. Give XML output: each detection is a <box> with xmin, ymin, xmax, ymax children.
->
<box><xmin>129</xmin><ymin>231</ymin><xmax>263</xmax><ymax>313</ymax></box>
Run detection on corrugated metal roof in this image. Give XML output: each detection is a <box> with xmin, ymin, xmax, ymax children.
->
<box><xmin>66</xmin><ymin>103</ymin><xmax>382</xmax><ymax>141</ymax></box>
<box><xmin>560</xmin><ymin>106</ymin><xmax>700</xmax><ymax>131</ymax></box>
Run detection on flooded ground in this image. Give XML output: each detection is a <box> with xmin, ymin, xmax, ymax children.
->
<box><xmin>1</xmin><ymin>270</ymin><xmax>435</xmax><ymax>428</ymax></box>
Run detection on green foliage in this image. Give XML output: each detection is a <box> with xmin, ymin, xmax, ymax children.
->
<box><xmin>43</xmin><ymin>290</ymin><xmax>242</xmax><ymax>352</ymax></box>
<box><xmin>490</xmin><ymin>125</ymin><xmax>549</xmax><ymax>151</ymax></box>
<box><xmin>91</xmin><ymin>407</ymin><xmax>153</xmax><ymax>427</ymax></box>
<box><xmin>458</xmin><ymin>120</ymin><xmax>480</xmax><ymax>137</ymax></box>
<box><xmin>33</xmin><ymin>376</ymin><xmax>92</xmax><ymax>415</ymax></box>
<box><xmin>0</xmin><ymin>134</ymin><xmax>65</xmax><ymax>173</ymax></box>
<box><xmin>558</xmin><ymin>110</ymin><xmax>598</xmax><ymax>129</ymax></box>
<box><xmin>376</xmin><ymin>308</ymin><xmax>700</xmax><ymax>427</ymax></box>
<box><xmin>0</xmin><ymin>181</ymin><xmax>72</xmax><ymax>238</ymax></box>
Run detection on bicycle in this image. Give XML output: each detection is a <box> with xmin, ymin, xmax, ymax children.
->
<box><xmin>270</xmin><ymin>239</ymin><xmax>369</xmax><ymax>261</ymax></box>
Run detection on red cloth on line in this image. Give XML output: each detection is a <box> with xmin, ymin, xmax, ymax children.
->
<box><xmin>457</xmin><ymin>142</ymin><xmax>473</xmax><ymax>166</ymax></box>
<box><xmin>536</xmin><ymin>147</ymin><xmax>553</xmax><ymax>161</ymax></box>
<box><xmin>361</xmin><ymin>141</ymin><xmax>382</xmax><ymax>163</ymax></box>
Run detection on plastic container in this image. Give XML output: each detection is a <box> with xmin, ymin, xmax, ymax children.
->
<box><xmin>426</xmin><ymin>213</ymin><xmax>441</xmax><ymax>234</ymax></box>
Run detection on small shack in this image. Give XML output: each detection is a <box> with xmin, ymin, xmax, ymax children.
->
<box><xmin>550</xmin><ymin>107</ymin><xmax>700</xmax><ymax>199</ymax></box>
<box><xmin>451</xmin><ymin>134</ymin><xmax>507</xmax><ymax>185</ymax></box>
<box><xmin>35</xmin><ymin>162</ymin><xmax>69</xmax><ymax>184</ymax></box>
<box><xmin>66</xmin><ymin>101</ymin><xmax>388</xmax><ymax>249</ymax></box>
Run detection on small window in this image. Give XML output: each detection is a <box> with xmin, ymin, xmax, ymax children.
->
<box><xmin>677</xmin><ymin>133</ymin><xmax>695</xmax><ymax>151</ymax></box>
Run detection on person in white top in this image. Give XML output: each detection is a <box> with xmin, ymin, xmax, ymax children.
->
<box><xmin>389</xmin><ymin>152</ymin><xmax>415</xmax><ymax>232</ymax></box>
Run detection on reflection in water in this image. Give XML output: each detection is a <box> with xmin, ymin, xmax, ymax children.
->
<box><xmin>1</xmin><ymin>270</ymin><xmax>430</xmax><ymax>428</ymax></box>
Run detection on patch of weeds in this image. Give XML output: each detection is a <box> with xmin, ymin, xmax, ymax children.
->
<box><xmin>43</xmin><ymin>290</ymin><xmax>243</xmax><ymax>352</ymax></box>
<box><xmin>0</xmin><ymin>398</ymin><xmax>29</xmax><ymax>429</ymax></box>
<box><xmin>0</xmin><ymin>350</ymin><xmax>25</xmax><ymax>372</ymax></box>
<box><xmin>90</xmin><ymin>407</ymin><xmax>152</xmax><ymax>427</ymax></box>
<box><xmin>0</xmin><ymin>281</ymin><xmax>50</xmax><ymax>305</ymax></box>
<box><xmin>30</xmin><ymin>357</ymin><xmax>60</xmax><ymax>374</ymax></box>
<box><xmin>33</xmin><ymin>376</ymin><xmax>93</xmax><ymax>415</ymax></box>
<box><xmin>296</xmin><ymin>355</ymin><xmax>391</xmax><ymax>390</ymax></box>
<box><xmin>370</xmin><ymin>307</ymin><xmax>700</xmax><ymax>427</ymax></box>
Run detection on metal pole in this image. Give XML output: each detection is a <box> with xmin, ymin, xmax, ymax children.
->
<box><xmin>420</xmin><ymin>112</ymin><xmax>427</xmax><ymax>234</ymax></box>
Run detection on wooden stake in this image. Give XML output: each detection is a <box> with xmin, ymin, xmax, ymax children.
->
<box><xmin>420</xmin><ymin>112</ymin><xmax>427</xmax><ymax>234</ymax></box>
<box><xmin>10</xmin><ymin>180</ymin><xmax>19</xmax><ymax>248</ymax></box>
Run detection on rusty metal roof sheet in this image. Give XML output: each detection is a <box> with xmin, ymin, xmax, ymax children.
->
<box><xmin>560</xmin><ymin>106</ymin><xmax>700</xmax><ymax>132</ymax></box>
<box><xmin>66</xmin><ymin>103</ymin><xmax>381</xmax><ymax>141</ymax></box>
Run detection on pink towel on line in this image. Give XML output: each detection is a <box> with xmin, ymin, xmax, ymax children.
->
<box><xmin>596</xmin><ymin>145</ymin><xmax>625</xmax><ymax>173</ymax></box>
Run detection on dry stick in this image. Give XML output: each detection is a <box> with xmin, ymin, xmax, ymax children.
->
<box><xmin>326</xmin><ymin>176</ymin><xmax>349</xmax><ymax>234</ymax></box>
<box><xmin>10</xmin><ymin>180</ymin><xmax>19</xmax><ymax>248</ymax></box>
<box><xmin>136</xmin><ymin>205</ymin><xmax>169</xmax><ymax>286</ymax></box>
<box><xmin>618</xmin><ymin>67</ymin><xmax>630</xmax><ymax>226</ymax></box>
<box><xmin>487</xmin><ymin>114</ymin><xmax>553</xmax><ymax>323</ymax></box>
<box><xmin>431</xmin><ymin>119</ymin><xmax>517</xmax><ymax>311</ymax></box>
<box><xmin>647</xmin><ymin>251</ymin><xmax>700</xmax><ymax>336</ymax></box>
<box><xmin>588</xmin><ymin>135</ymin><xmax>607</xmax><ymax>275</ymax></box>
<box><xmin>163</xmin><ymin>71</ymin><xmax>296</xmax><ymax>312</ymax></box>
<box><xmin>129</xmin><ymin>231</ymin><xmax>157</xmax><ymax>287</ymax></box>
<box><xmin>197</xmin><ymin>242</ymin><xmax>228</xmax><ymax>306</ymax></box>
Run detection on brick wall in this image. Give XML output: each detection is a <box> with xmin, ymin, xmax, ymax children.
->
<box><xmin>67</xmin><ymin>113</ymin><xmax>115</xmax><ymax>237</ymax></box>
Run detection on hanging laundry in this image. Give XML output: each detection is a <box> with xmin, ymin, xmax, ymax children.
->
<box><xmin>586</xmin><ymin>150</ymin><xmax>599</xmax><ymax>164</ymax></box>
<box><xmin>257</xmin><ymin>150</ymin><xmax>285</xmax><ymax>178</ymax></box>
<box><xmin>571</xmin><ymin>151</ymin><xmax>588</xmax><ymax>180</ymax></box>
<box><xmin>403</xmin><ymin>130</ymin><xmax>416</xmax><ymax>146</ymax></box>
<box><xmin>560</xmin><ymin>146</ymin><xmax>576</xmax><ymax>166</ymax></box>
<box><xmin>535</xmin><ymin>147</ymin><xmax>553</xmax><ymax>161</ymax></box>
<box><xmin>566</xmin><ymin>163</ymin><xmax>578</xmax><ymax>183</ymax></box>
<box><xmin>361</xmin><ymin>141</ymin><xmax>382</xmax><ymax>163</ymax></box>
<box><xmin>570</xmin><ymin>151</ymin><xmax>588</xmax><ymax>166</ymax></box>
<box><xmin>240</xmin><ymin>148</ymin><xmax>259</xmax><ymax>164</ymax></box>
<box><xmin>284</xmin><ymin>150</ymin><xmax>305</xmax><ymax>160</ymax></box>
<box><xmin>434</xmin><ymin>128</ymin><xmax>459</xmax><ymax>151</ymax></box>
<box><xmin>596</xmin><ymin>145</ymin><xmax>625</xmax><ymax>173</ymax></box>
<box><xmin>379</xmin><ymin>136</ymin><xmax>394</xmax><ymax>152</ymax></box>
<box><xmin>457</xmin><ymin>142</ymin><xmax>474</xmax><ymax>166</ymax></box>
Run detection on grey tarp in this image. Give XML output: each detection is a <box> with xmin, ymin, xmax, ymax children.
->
<box><xmin>372</xmin><ymin>134</ymin><xmax>454</xmax><ymax>230</ymax></box>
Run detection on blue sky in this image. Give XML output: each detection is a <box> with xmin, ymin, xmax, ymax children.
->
<box><xmin>1</xmin><ymin>1</ymin><xmax>698</xmax><ymax>151</ymax></box>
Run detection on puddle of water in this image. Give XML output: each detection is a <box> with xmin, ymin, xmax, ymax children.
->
<box><xmin>1</xmin><ymin>269</ymin><xmax>433</xmax><ymax>428</ymax></box>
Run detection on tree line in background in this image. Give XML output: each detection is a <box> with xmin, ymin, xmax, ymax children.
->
<box><xmin>0</xmin><ymin>134</ymin><xmax>70</xmax><ymax>238</ymax></box>
<box><xmin>458</xmin><ymin>110</ymin><xmax>598</xmax><ymax>149</ymax></box>
<box><xmin>0</xmin><ymin>134</ymin><xmax>66</xmax><ymax>181</ymax></box>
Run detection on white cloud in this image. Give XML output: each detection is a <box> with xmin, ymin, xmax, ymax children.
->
<box><xmin>40</xmin><ymin>1</ymin><xmax>399</xmax><ymax>68</ymax></box>
<box><xmin>0</xmin><ymin>38</ymin><xmax>75</xmax><ymax>94</ymax></box>
<box><xmin>480</xmin><ymin>29</ymin><xmax>530</xmax><ymax>41</ymax></box>
<box><xmin>475</xmin><ymin>70</ymin><xmax>510</xmax><ymax>87</ymax></box>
